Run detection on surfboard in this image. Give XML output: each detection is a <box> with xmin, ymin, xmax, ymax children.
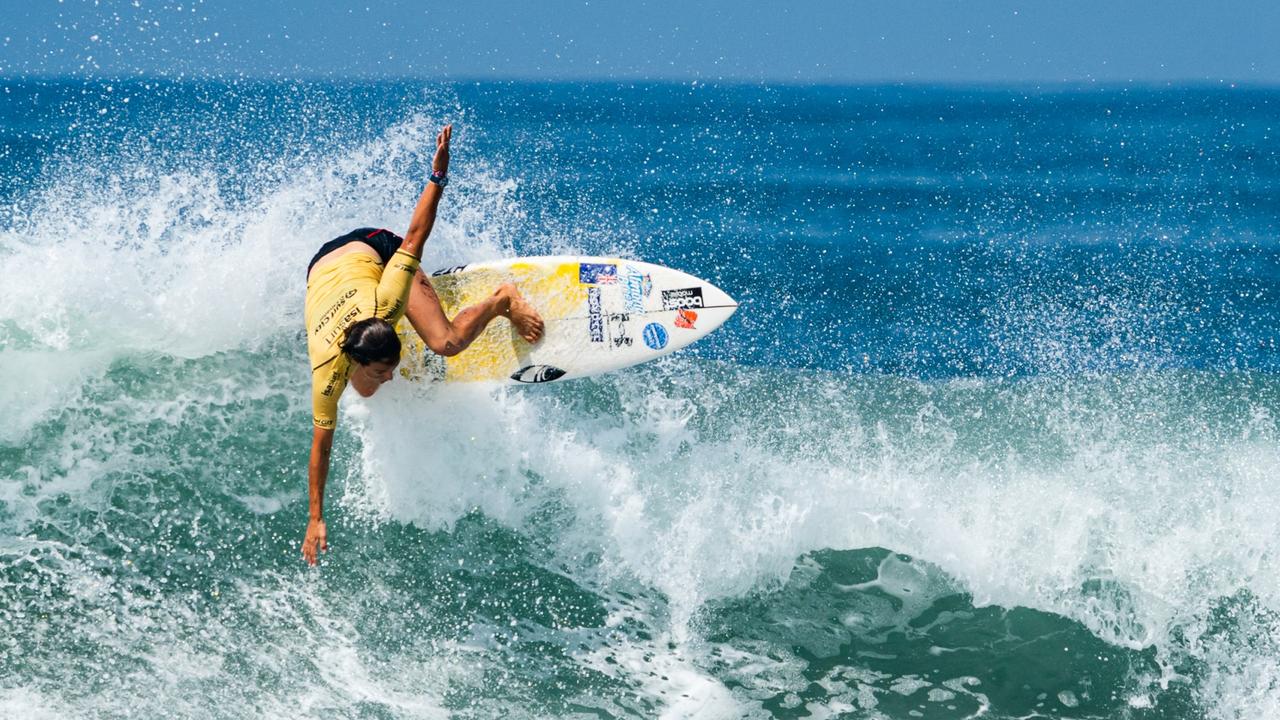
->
<box><xmin>396</xmin><ymin>256</ymin><xmax>738</xmax><ymax>383</ymax></box>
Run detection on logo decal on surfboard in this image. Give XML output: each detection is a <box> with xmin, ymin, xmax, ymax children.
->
<box><xmin>510</xmin><ymin>365</ymin><xmax>568</xmax><ymax>383</ymax></box>
<box><xmin>642</xmin><ymin>323</ymin><xmax>668</xmax><ymax>350</ymax></box>
<box><xmin>622</xmin><ymin>266</ymin><xmax>652</xmax><ymax>312</ymax></box>
<box><xmin>609</xmin><ymin>313</ymin><xmax>633</xmax><ymax>347</ymax></box>
<box><xmin>587</xmin><ymin>287</ymin><xmax>604</xmax><ymax>342</ymax></box>
<box><xmin>661</xmin><ymin>287</ymin><xmax>704</xmax><ymax>310</ymax></box>
<box><xmin>579</xmin><ymin>263</ymin><xmax>618</xmax><ymax>284</ymax></box>
<box><xmin>674</xmin><ymin>309</ymin><xmax>698</xmax><ymax>329</ymax></box>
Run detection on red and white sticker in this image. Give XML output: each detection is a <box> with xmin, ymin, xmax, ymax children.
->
<box><xmin>675</xmin><ymin>309</ymin><xmax>698</xmax><ymax>329</ymax></box>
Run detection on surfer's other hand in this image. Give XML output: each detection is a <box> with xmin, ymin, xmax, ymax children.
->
<box><xmin>433</xmin><ymin>124</ymin><xmax>451</xmax><ymax>175</ymax></box>
<box><xmin>302</xmin><ymin>518</ymin><xmax>328</xmax><ymax>566</ymax></box>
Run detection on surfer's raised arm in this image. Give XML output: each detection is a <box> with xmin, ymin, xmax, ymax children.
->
<box><xmin>400</xmin><ymin>124</ymin><xmax>452</xmax><ymax>260</ymax></box>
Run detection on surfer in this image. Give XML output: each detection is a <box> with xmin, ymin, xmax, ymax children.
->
<box><xmin>301</xmin><ymin>124</ymin><xmax>544</xmax><ymax>565</ymax></box>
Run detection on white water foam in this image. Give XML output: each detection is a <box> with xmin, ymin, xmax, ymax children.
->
<box><xmin>346</xmin><ymin>363</ymin><xmax>1280</xmax><ymax>717</ymax></box>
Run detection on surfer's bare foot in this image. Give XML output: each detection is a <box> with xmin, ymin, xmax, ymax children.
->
<box><xmin>498</xmin><ymin>283</ymin><xmax>544</xmax><ymax>343</ymax></box>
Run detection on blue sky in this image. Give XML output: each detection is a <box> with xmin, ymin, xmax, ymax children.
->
<box><xmin>3</xmin><ymin>0</ymin><xmax>1278</xmax><ymax>83</ymax></box>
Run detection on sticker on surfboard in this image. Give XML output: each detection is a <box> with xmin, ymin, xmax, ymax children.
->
<box><xmin>642</xmin><ymin>323</ymin><xmax>668</xmax><ymax>350</ymax></box>
<box><xmin>579</xmin><ymin>263</ymin><xmax>617</xmax><ymax>284</ymax></box>
<box><xmin>661</xmin><ymin>287</ymin><xmax>704</xmax><ymax>310</ymax></box>
<box><xmin>511</xmin><ymin>365</ymin><xmax>567</xmax><ymax>383</ymax></box>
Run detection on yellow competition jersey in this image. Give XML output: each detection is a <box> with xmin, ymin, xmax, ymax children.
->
<box><xmin>304</xmin><ymin>249</ymin><xmax>420</xmax><ymax>429</ymax></box>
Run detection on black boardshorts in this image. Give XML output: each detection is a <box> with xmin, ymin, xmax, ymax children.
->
<box><xmin>307</xmin><ymin>228</ymin><xmax>405</xmax><ymax>276</ymax></box>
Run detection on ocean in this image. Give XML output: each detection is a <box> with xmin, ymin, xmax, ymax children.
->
<box><xmin>2</xmin><ymin>80</ymin><xmax>1279</xmax><ymax>719</ymax></box>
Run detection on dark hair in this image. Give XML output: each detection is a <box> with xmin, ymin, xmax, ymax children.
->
<box><xmin>341</xmin><ymin>317</ymin><xmax>401</xmax><ymax>365</ymax></box>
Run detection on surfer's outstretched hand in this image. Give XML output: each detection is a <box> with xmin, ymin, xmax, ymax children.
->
<box><xmin>434</xmin><ymin>124</ymin><xmax>451</xmax><ymax>175</ymax></box>
<box><xmin>302</xmin><ymin>518</ymin><xmax>328</xmax><ymax>566</ymax></box>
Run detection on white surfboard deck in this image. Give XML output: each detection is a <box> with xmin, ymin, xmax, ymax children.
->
<box><xmin>396</xmin><ymin>256</ymin><xmax>738</xmax><ymax>384</ymax></box>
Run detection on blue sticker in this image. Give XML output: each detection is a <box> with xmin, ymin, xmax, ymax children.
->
<box><xmin>579</xmin><ymin>262</ymin><xmax>618</xmax><ymax>284</ymax></box>
<box><xmin>642</xmin><ymin>322</ymin><xmax>668</xmax><ymax>350</ymax></box>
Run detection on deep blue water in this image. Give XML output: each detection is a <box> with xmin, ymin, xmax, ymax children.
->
<box><xmin>2</xmin><ymin>81</ymin><xmax>1279</xmax><ymax>718</ymax></box>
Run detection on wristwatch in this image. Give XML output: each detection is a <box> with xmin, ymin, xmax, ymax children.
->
<box><xmin>429</xmin><ymin>170</ymin><xmax>448</xmax><ymax>188</ymax></box>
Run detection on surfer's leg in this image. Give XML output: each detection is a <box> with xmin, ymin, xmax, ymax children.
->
<box><xmin>405</xmin><ymin>271</ymin><xmax>544</xmax><ymax>356</ymax></box>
